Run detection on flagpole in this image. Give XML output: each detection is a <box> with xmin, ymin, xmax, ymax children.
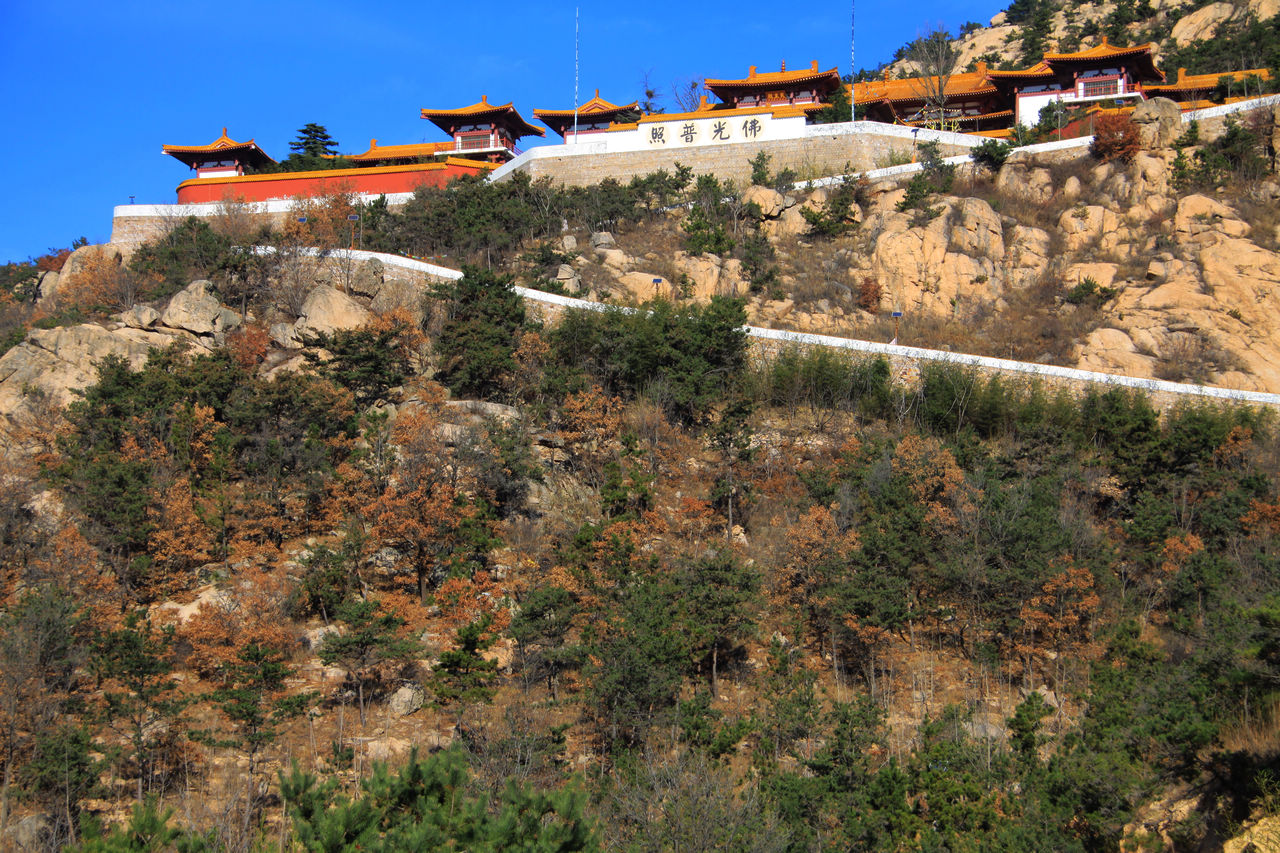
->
<box><xmin>573</xmin><ymin>7</ymin><xmax>580</xmax><ymax>144</ymax></box>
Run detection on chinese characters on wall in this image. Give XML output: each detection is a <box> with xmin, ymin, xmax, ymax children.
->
<box><xmin>648</xmin><ymin>115</ymin><xmax>767</xmax><ymax>146</ymax></box>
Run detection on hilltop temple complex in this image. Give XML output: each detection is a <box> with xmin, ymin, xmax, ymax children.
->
<box><xmin>160</xmin><ymin>41</ymin><xmax>1269</xmax><ymax>204</ymax></box>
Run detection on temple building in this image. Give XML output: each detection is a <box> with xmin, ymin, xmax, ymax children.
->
<box><xmin>420</xmin><ymin>97</ymin><xmax>545</xmax><ymax>162</ymax></box>
<box><xmin>533</xmin><ymin>91</ymin><xmax>639</xmax><ymax>139</ymax></box>
<box><xmin>704</xmin><ymin>60</ymin><xmax>842</xmax><ymax>114</ymax></box>
<box><xmin>986</xmin><ymin>38</ymin><xmax>1164</xmax><ymax>126</ymax></box>
<box><xmin>162</xmin><ymin>126</ymin><xmax>494</xmax><ymax>204</ymax></box>
<box><xmin>529</xmin><ymin>61</ymin><xmax>840</xmax><ymax>147</ymax></box>
<box><xmin>852</xmin><ymin>39</ymin><xmax>1271</xmax><ymax>132</ymax></box>
<box><xmin>853</xmin><ymin>63</ymin><xmax>1011</xmax><ymax>132</ymax></box>
<box><xmin>162</xmin><ymin>128</ymin><xmax>276</xmax><ymax>178</ymax></box>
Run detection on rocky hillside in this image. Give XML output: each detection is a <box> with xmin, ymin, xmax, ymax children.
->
<box><xmin>538</xmin><ymin>99</ymin><xmax>1280</xmax><ymax>395</ymax></box>
<box><xmin>888</xmin><ymin>0</ymin><xmax>1280</xmax><ymax>76</ymax></box>
<box><xmin>2</xmin><ymin>80</ymin><xmax>1280</xmax><ymax>853</ymax></box>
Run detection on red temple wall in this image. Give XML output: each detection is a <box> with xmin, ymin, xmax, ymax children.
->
<box><xmin>175</xmin><ymin>162</ymin><xmax>487</xmax><ymax>204</ymax></box>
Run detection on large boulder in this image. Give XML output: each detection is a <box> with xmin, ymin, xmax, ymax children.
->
<box><xmin>370</xmin><ymin>278</ymin><xmax>428</xmax><ymax>325</ymax></box>
<box><xmin>1008</xmin><ymin>225</ymin><xmax>1051</xmax><ymax>275</ymax></box>
<box><xmin>615</xmin><ymin>271</ymin><xmax>673</xmax><ymax>302</ymax></box>
<box><xmin>1174</xmin><ymin>194</ymin><xmax>1250</xmax><ymax>242</ymax></box>
<box><xmin>995</xmin><ymin>164</ymin><xmax>1054</xmax><ymax>205</ymax></box>
<box><xmin>121</xmin><ymin>304</ymin><xmax>160</xmax><ymax>329</ymax></box>
<box><xmin>1170</xmin><ymin>2</ymin><xmax>1234</xmax><ymax>46</ymax></box>
<box><xmin>58</xmin><ymin>244</ymin><xmax>123</xmax><ymax>299</ymax></box>
<box><xmin>347</xmin><ymin>258</ymin><xmax>384</xmax><ymax>298</ymax></box>
<box><xmin>387</xmin><ymin>683</ymin><xmax>425</xmax><ymax>716</ymax></box>
<box><xmin>553</xmin><ymin>263</ymin><xmax>583</xmax><ymax>293</ymax></box>
<box><xmin>1128</xmin><ymin>152</ymin><xmax>1173</xmax><ymax>200</ymax></box>
<box><xmin>161</xmin><ymin>280</ymin><xmax>241</xmax><ymax>336</ymax></box>
<box><xmin>294</xmin><ymin>285</ymin><xmax>372</xmax><ymax>337</ymax></box>
<box><xmin>34</xmin><ymin>270</ymin><xmax>60</xmax><ymax>306</ymax></box>
<box><xmin>765</xmin><ymin>205</ymin><xmax>811</xmax><ymax>239</ymax></box>
<box><xmin>741</xmin><ymin>185</ymin><xmax>786</xmax><ymax>218</ymax></box>
<box><xmin>1131</xmin><ymin>98</ymin><xmax>1183</xmax><ymax>149</ymax></box>
<box><xmin>598</xmin><ymin>248</ymin><xmax>631</xmax><ymax>271</ymax></box>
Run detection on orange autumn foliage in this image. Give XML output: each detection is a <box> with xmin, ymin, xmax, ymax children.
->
<box><xmin>1243</xmin><ymin>498</ymin><xmax>1280</xmax><ymax>537</ymax></box>
<box><xmin>368</xmin><ymin>307</ymin><xmax>429</xmax><ymax>367</ymax></box>
<box><xmin>147</xmin><ymin>479</ymin><xmax>216</xmax><ymax>593</ymax></box>
<box><xmin>891</xmin><ymin>433</ymin><xmax>977</xmax><ymax>529</ymax></box>
<box><xmin>59</xmin><ymin>245</ymin><xmax>136</xmax><ymax>312</ymax></box>
<box><xmin>433</xmin><ymin>571</ymin><xmax>512</xmax><ymax>642</ymax></box>
<box><xmin>227</xmin><ymin>325</ymin><xmax>272</xmax><ymax>370</ymax></box>
<box><xmin>180</xmin><ymin>566</ymin><xmax>296</xmax><ymax>679</ymax></box>
<box><xmin>557</xmin><ymin>386</ymin><xmax>623</xmax><ymax>483</ymax></box>
<box><xmin>1017</xmin><ymin>557</ymin><xmax>1102</xmax><ymax>677</ymax></box>
<box><xmin>25</xmin><ymin>525</ymin><xmax>120</xmax><ymax>631</ymax></box>
<box><xmin>1214</xmin><ymin>425</ymin><xmax>1253</xmax><ymax>469</ymax></box>
<box><xmin>369</xmin><ymin>394</ymin><xmax>494</xmax><ymax>602</ymax></box>
<box><xmin>779</xmin><ymin>504</ymin><xmax>860</xmax><ymax>639</ymax></box>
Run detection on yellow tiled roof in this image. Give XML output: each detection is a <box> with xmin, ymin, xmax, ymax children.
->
<box><xmin>345</xmin><ymin>139</ymin><xmax>456</xmax><ymax>161</ymax></box>
<box><xmin>853</xmin><ymin>69</ymin><xmax>998</xmax><ymax>104</ymax></box>
<box><xmin>1042</xmin><ymin>36</ymin><xmax>1156</xmax><ymax>62</ymax></box>
<box><xmin>533</xmin><ymin>90</ymin><xmax>639</xmax><ymax>119</ymax></box>
<box><xmin>1146</xmin><ymin>67</ymin><xmax>1271</xmax><ymax>92</ymax></box>
<box><xmin>705</xmin><ymin>61</ymin><xmax>841</xmax><ymax>90</ymax></box>
<box><xmin>163</xmin><ymin>128</ymin><xmax>277</xmax><ymax>163</ymax></box>
<box><xmin>421</xmin><ymin>96</ymin><xmax>546</xmax><ymax>138</ymax></box>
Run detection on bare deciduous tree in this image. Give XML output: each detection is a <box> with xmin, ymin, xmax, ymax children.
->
<box><xmin>671</xmin><ymin>77</ymin><xmax>703</xmax><ymax>113</ymax></box>
<box><xmin>906</xmin><ymin>27</ymin><xmax>959</xmax><ymax>128</ymax></box>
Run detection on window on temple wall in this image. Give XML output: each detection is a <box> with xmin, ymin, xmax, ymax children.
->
<box><xmin>458</xmin><ymin>131</ymin><xmax>491</xmax><ymax>150</ymax></box>
<box><xmin>1082</xmin><ymin>78</ymin><xmax>1119</xmax><ymax>97</ymax></box>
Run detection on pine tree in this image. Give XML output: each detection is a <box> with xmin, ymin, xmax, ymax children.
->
<box><xmin>282</xmin><ymin>123</ymin><xmax>351</xmax><ymax>172</ymax></box>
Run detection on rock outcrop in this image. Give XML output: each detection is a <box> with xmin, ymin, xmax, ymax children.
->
<box><xmin>1131</xmin><ymin>98</ymin><xmax>1183</xmax><ymax>149</ymax></box>
<box><xmin>294</xmin><ymin>285</ymin><xmax>373</xmax><ymax>337</ymax></box>
<box><xmin>161</xmin><ymin>280</ymin><xmax>242</xmax><ymax>338</ymax></box>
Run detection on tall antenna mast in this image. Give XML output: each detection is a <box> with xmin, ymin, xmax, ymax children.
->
<box><xmin>573</xmin><ymin>7</ymin><xmax>580</xmax><ymax>143</ymax></box>
<box><xmin>851</xmin><ymin>0</ymin><xmax>856</xmax><ymax>89</ymax></box>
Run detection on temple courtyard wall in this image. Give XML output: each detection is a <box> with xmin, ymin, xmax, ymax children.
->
<box><xmin>489</xmin><ymin>121</ymin><xmax>981</xmax><ymax>187</ymax></box>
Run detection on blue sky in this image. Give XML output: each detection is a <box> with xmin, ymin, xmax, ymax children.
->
<box><xmin>0</xmin><ymin>0</ymin><xmax>1004</xmax><ymax>262</ymax></box>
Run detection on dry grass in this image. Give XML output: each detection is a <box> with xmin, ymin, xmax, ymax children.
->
<box><xmin>1219</xmin><ymin>694</ymin><xmax>1280</xmax><ymax>757</ymax></box>
<box><xmin>1235</xmin><ymin>191</ymin><xmax>1280</xmax><ymax>253</ymax></box>
<box><xmin>1153</xmin><ymin>330</ymin><xmax>1245</xmax><ymax>385</ymax></box>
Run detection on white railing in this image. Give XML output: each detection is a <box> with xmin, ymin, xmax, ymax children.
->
<box><xmin>339</xmin><ymin>248</ymin><xmax>1280</xmax><ymax>408</ymax></box>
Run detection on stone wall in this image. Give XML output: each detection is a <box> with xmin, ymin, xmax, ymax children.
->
<box><xmin>494</xmin><ymin>122</ymin><xmax>981</xmax><ymax>188</ymax></box>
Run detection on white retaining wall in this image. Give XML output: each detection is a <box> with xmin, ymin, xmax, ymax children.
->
<box><xmin>338</xmin><ymin>248</ymin><xmax>1280</xmax><ymax>409</ymax></box>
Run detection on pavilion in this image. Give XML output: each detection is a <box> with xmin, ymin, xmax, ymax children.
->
<box><xmin>704</xmin><ymin>60</ymin><xmax>842</xmax><ymax>114</ymax></box>
<box><xmin>420</xmin><ymin>97</ymin><xmax>545</xmax><ymax>162</ymax></box>
<box><xmin>533</xmin><ymin>91</ymin><xmax>639</xmax><ymax>139</ymax></box>
<box><xmin>162</xmin><ymin>128</ymin><xmax>276</xmax><ymax>178</ymax></box>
